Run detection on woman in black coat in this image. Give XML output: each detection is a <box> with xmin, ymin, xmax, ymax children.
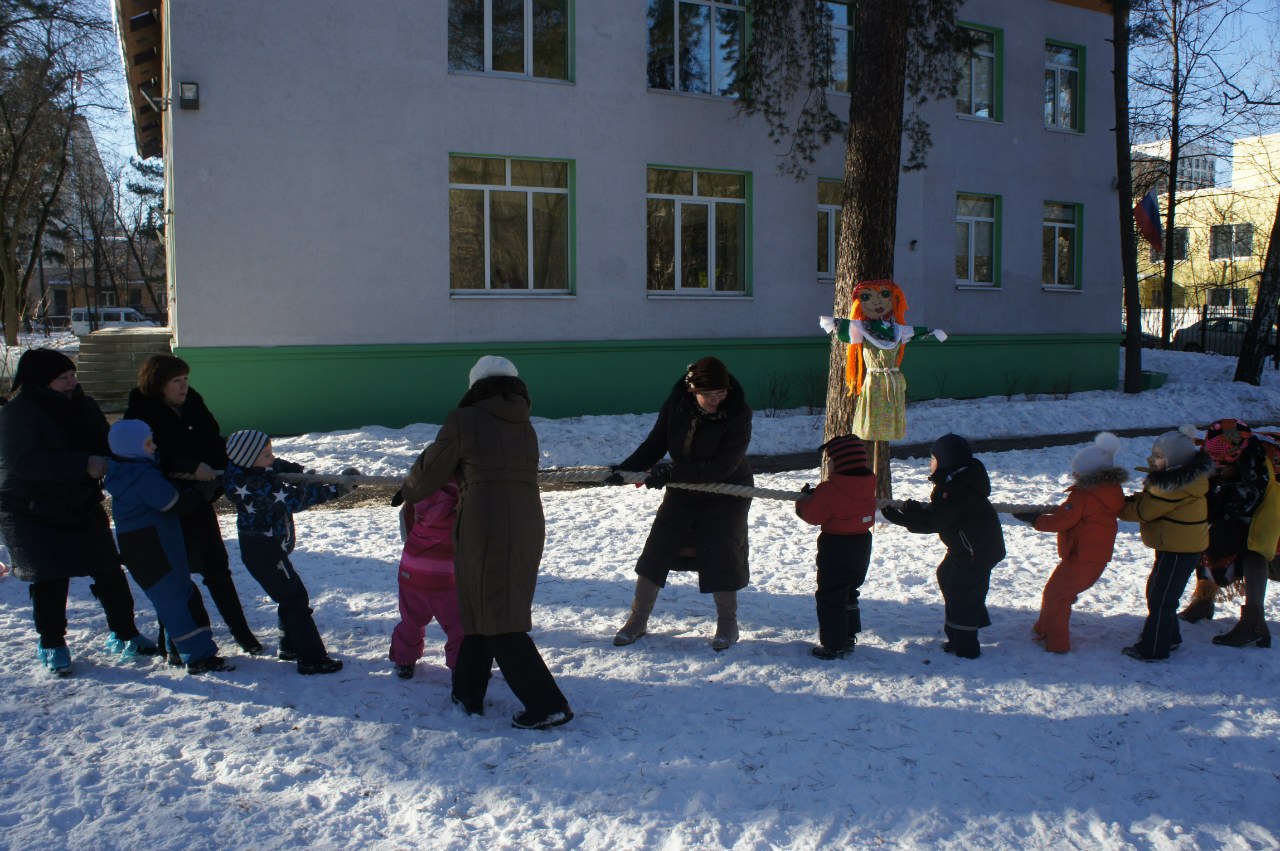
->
<box><xmin>0</xmin><ymin>349</ymin><xmax>154</xmax><ymax>675</ymax></box>
<box><xmin>123</xmin><ymin>354</ymin><xmax>261</xmax><ymax>656</ymax></box>
<box><xmin>610</xmin><ymin>357</ymin><xmax>753</xmax><ymax>651</ymax></box>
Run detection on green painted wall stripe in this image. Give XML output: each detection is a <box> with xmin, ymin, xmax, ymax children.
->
<box><xmin>176</xmin><ymin>334</ymin><xmax>1119</xmax><ymax>435</ymax></box>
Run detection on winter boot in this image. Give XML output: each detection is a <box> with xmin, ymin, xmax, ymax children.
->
<box><xmin>394</xmin><ymin>663</ymin><xmax>415</xmax><ymax>680</ymax></box>
<box><xmin>1179</xmin><ymin>578</ymin><xmax>1217</xmax><ymax>623</ymax></box>
<box><xmin>37</xmin><ymin>645</ymin><xmax>72</xmax><ymax>677</ymax></box>
<box><xmin>613</xmin><ymin>576</ymin><xmax>660</xmax><ymax>646</ymax></box>
<box><xmin>297</xmin><ymin>657</ymin><xmax>343</xmax><ymax>675</ymax></box>
<box><xmin>1211</xmin><ymin>604</ymin><xmax>1272</xmax><ymax>648</ymax></box>
<box><xmin>105</xmin><ymin>632</ymin><xmax>160</xmax><ymax>661</ymax></box>
<box><xmin>711</xmin><ymin>591</ymin><xmax>739</xmax><ymax>651</ymax></box>
<box><xmin>187</xmin><ymin>655</ymin><xmax>235</xmax><ymax>674</ymax></box>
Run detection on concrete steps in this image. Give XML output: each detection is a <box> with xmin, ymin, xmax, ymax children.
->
<box><xmin>75</xmin><ymin>329</ymin><xmax>172</xmax><ymax>412</ymax></box>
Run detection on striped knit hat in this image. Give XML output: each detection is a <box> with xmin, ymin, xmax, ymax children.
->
<box><xmin>1202</xmin><ymin>418</ymin><xmax>1252</xmax><ymax>464</ymax></box>
<box><xmin>225</xmin><ymin>429</ymin><xmax>270</xmax><ymax>469</ymax></box>
<box><xmin>820</xmin><ymin>435</ymin><xmax>869</xmax><ymax>475</ymax></box>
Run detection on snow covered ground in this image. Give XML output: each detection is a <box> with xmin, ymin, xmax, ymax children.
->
<box><xmin>1</xmin><ymin>348</ymin><xmax>1278</xmax><ymax>850</ymax></box>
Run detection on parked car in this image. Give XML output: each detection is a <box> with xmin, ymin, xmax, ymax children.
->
<box><xmin>1120</xmin><ymin>326</ymin><xmax>1162</xmax><ymax>349</ymax></box>
<box><xmin>69</xmin><ymin>307</ymin><xmax>159</xmax><ymax>336</ymax></box>
<box><xmin>1171</xmin><ymin>317</ymin><xmax>1278</xmax><ymax>356</ymax></box>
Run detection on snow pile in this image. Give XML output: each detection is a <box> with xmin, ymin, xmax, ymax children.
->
<box><xmin>0</xmin><ymin>349</ymin><xmax>1278</xmax><ymax>849</ymax></box>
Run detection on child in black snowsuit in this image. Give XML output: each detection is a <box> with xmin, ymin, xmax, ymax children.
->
<box><xmin>223</xmin><ymin>429</ymin><xmax>357</xmax><ymax>675</ymax></box>
<box><xmin>881</xmin><ymin>433</ymin><xmax>1006</xmax><ymax>658</ymax></box>
<box><xmin>795</xmin><ymin>435</ymin><xmax>878</xmax><ymax>659</ymax></box>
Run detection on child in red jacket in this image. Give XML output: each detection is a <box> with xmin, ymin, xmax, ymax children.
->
<box><xmin>1015</xmin><ymin>433</ymin><xmax>1127</xmax><ymax>654</ymax></box>
<box><xmin>389</xmin><ymin>481</ymin><xmax>464</xmax><ymax>679</ymax></box>
<box><xmin>795</xmin><ymin>436</ymin><xmax>878</xmax><ymax>659</ymax></box>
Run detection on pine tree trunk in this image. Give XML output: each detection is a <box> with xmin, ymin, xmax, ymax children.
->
<box><xmin>823</xmin><ymin>3</ymin><xmax>909</xmax><ymax>497</ymax></box>
<box><xmin>1113</xmin><ymin>1</ymin><xmax>1144</xmax><ymax>394</ymax></box>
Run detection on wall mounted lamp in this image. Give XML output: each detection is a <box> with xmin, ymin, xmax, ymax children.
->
<box><xmin>178</xmin><ymin>81</ymin><xmax>199</xmax><ymax>110</ymax></box>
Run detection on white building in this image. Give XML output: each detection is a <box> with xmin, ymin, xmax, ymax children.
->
<box><xmin>115</xmin><ymin>0</ymin><xmax>1120</xmax><ymax>433</ymax></box>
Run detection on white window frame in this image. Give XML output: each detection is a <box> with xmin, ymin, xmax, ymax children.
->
<box><xmin>449</xmin><ymin>155</ymin><xmax>572</xmax><ymax>294</ymax></box>
<box><xmin>1209</xmin><ymin>223</ymin><xmax>1253</xmax><ymax>261</ymax></box>
<box><xmin>824</xmin><ymin>1</ymin><xmax>853</xmax><ymax>95</ymax></box>
<box><xmin>449</xmin><ymin>0</ymin><xmax>570</xmax><ymax>81</ymax></box>
<box><xmin>1044</xmin><ymin>42</ymin><xmax>1081</xmax><ymax>132</ymax></box>
<box><xmin>1042</xmin><ymin>201</ymin><xmax>1080</xmax><ymax>289</ymax></box>
<box><xmin>817</xmin><ymin>178</ymin><xmax>841</xmax><ymax>281</ymax></box>
<box><xmin>647</xmin><ymin>0</ymin><xmax>745</xmax><ymax>98</ymax></box>
<box><xmin>957</xmin><ymin>25</ymin><xmax>999</xmax><ymax>120</ymax></box>
<box><xmin>646</xmin><ymin>167</ymin><xmax>748</xmax><ymax>296</ymax></box>
<box><xmin>956</xmin><ymin>193</ymin><xmax>998</xmax><ymax>287</ymax></box>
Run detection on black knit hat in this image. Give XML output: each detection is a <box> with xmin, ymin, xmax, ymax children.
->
<box><xmin>684</xmin><ymin>357</ymin><xmax>730</xmax><ymax>392</ymax></box>
<box><xmin>931</xmin><ymin>433</ymin><xmax>973</xmax><ymax>471</ymax></box>
<box><xmin>821</xmin><ymin>435</ymin><xmax>869</xmax><ymax>475</ymax></box>
<box><xmin>12</xmin><ymin>348</ymin><xmax>76</xmax><ymax>395</ymax></box>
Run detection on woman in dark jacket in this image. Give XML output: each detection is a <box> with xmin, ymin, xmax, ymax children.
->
<box><xmin>610</xmin><ymin>356</ymin><xmax>753</xmax><ymax>651</ymax></box>
<box><xmin>124</xmin><ymin>355</ymin><xmax>261</xmax><ymax>656</ymax></box>
<box><xmin>400</xmin><ymin>356</ymin><xmax>571</xmax><ymax>730</ymax></box>
<box><xmin>0</xmin><ymin>349</ymin><xmax>154</xmax><ymax>675</ymax></box>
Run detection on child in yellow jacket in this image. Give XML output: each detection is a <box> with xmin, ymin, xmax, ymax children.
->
<box><xmin>1118</xmin><ymin>427</ymin><xmax>1212</xmax><ymax>661</ymax></box>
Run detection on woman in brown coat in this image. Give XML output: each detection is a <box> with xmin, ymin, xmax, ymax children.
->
<box><xmin>400</xmin><ymin>356</ymin><xmax>571</xmax><ymax>730</ymax></box>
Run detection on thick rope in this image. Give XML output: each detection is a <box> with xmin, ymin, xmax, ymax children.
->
<box><xmin>176</xmin><ymin>468</ymin><xmax>1054</xmax><ymax>513</ymax></box>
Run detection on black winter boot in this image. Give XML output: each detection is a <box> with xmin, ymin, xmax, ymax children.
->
<box><xmin>1211</xmin><ymin>605</ymin><xmax>1272</xmax><ymax>648</ymax></box>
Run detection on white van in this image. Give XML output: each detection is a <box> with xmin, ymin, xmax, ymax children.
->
<box><xmin>69</xmin><ymin>307</ymin><xmax>159</xmax><ymax>336</ymax></box>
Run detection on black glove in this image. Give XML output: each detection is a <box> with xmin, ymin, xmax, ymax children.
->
<box><xmin>603</xmin><ymin>465</ymin><xmax>626</xmax><ymax>486</ymax></box>
<box><xmin>800</xmin><ymin>483</ymin><xmax>814</xmax><ymax>495</ymax></box>
<box><xmin>880</xmin><ymin>506</ymin><xmax>906</xmax><ymax>526</ymax></box>
<box><xmin>644</xmin><ymin>463</ymin><xmax>672</xmax><ymax>490</ymax></box>
<box><xmin>1012</xmin><ymin>511</ymin><xmax>1040</xmax><ymax>526</ymax></box>
<box><xmin>390</xmin><ymin>489</ymin><xmax>405</xmax><ymax>507</ymax></box>
<box><xmin>903</xmin><ymin>499</ymin><xmax>923</xmax><ymax>512</ymax></box>
<box><xmin>274</xmin><ymin>459</ymin><xmax>305</xmax><ymax>473</ymax></box>
<box><xmin>341</xmin><ymin>467</ymin><xmax>361</xmax><ymax>477</ymax></box>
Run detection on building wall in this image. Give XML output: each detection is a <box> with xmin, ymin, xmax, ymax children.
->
<box><xmin>161</xmin><ymin>0</ymin><xmax>1121</xmax><ymax>432</ymax></box>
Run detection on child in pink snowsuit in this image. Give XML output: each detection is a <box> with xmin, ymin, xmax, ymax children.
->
<box><xmin>389</xmin><ymin>482</ymin><xmax>464</xmax><ymax>679</ymax></box>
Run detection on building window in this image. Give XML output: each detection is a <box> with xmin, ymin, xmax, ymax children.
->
<box><xmin>817</xmin><ymin>179</ymin><xmax>842</xmax><ymax>280</ymax></box>
<box><xmin>957</xmin><ymin>25</ymin><xmax>1001</xmax><ymax>120</ymax></box>
<box><xmin>647</xmin><ymin>167</ymin><xmax>748</xmax><ymax>294</ymax></box>
<box><xmin>646</xmin><ymin>0</ymin><xmax>745</xmax><ymax>97</ymax></box>
<box><xmin>1042</xmin><ymin>201</ymin><xmax>1081</xmax><ymax>288</ymax></box>
<box><xmin>448</xmin><ymin>0</ymin><xmax>570</xmax><ymax>81</ymax></box>
<box><xmin>1149</xmin><ymin>227</ymin><xmax>1188</xmax><ymax>264</ymax></box>
<box><xmin>1209</xmin><ymin>223</ymin><xmax>1253</xmax><ymax>260</ymax></box>
<box><xmin>824</xmin><ymin>2</ymin><xmax>853</xmax><ymax>94</ymax></box>
<box><xmin>1208</xmin><ymin>287</ymin><xmax>1249</xmax><ymax>308</ymax></box>
<box><xmin>449</xmin><ymin>155</ymin><xmax>572</xmax><ymax>292</ymax></box>
<box><xmin>955</xmin><ymin>193</ymin><xmax>998</xmax><ymax>286</ymax></box>
<box><xmin>1044</xmin><ymin>41</ymin><xmax>1082</xmax><ymax>131</ymax></box>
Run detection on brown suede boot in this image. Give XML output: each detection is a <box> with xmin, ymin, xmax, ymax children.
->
<box><xmin>1211</xmin><ymin>604</ymin><xmax>1272</xmax><ymax>648</ymax></box>
<box><xmin>613</xmin><ymin>577</ymin><xmax>660</xmax><ymax>646</ymax></box>
<box><xmin>711</xmin><ymin>591</ymin><xmax>739</xmax><ymax>651</ymax></box>
<box><xmin>1179</xmin><ymin>578</ymin><xmax>1217</xmax><ymax>623</ymax></box>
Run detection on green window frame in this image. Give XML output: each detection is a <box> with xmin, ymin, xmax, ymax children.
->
<box><xmin>817</xmin><ymin>178</ymin><xmax>842</xmax><ymax>280</ymax></box>
<box><xmin>1042</xmin><ymin>201</ymin><xmax>1083</xmax><ymax>289</ymax></box>
<box><xmin>956</xmin><ymin>23</ymin><xmax>1002</xmax><ymax>121</ymax></box>
<box><xmin>447</xmin><ymin>0</ymin><xmax>573</xmax><ymax>82</ymax></box>
<box><xmin>449</xmin><ymin>154</ymin><xmax>574</xmax><ymax>294</ymax></box>
<box><xmin>1044</xmin><ymin>39</ymin><xmax>1085</xmax><ymax>132</ymax></box>
<box><xmin>955</xmin><ymin>192</ymin><xmax>1000</xmax><ymax>287</ymax></box>
<box><xmin>646</xmin><ymin>166</ymin><xmax>750</xmax><ymax>295</ymax></box>
<box><xmin>646</xmin><ymin>0</ymin><xmax>746</xmax><ymax>98</ymax></box>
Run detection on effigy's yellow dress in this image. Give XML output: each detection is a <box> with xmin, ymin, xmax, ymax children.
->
<box><xmin>849</xmin><ymin>321</ymin><xmax>912</xmax><ymax>442</ymax></box>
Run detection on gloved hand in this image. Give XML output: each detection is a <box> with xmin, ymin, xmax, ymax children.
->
<box><xmin>193</xmin><ymin>462</ymin><xmax>217</xmax><ymax>482</ymax></box>
<box><xmin>644</xmin><ymin>463</ymin><xmax>672</xmax><ymax>490</ymax></box>
<box><xmin>902</xmin><ymin>499</ymin><xmax>923</xmax><ymax>512</ymax></box>
<box><xmin>1012</xmin><ymin>511</ymin><xmax>1040</xmax><ymax>526</ymax></box>
<box><xmin>880</xmin><ymin>506</ymin><xmax>906</xmax><ymax>526</ymax></box>
<box><xmin>339</xmin><ymin>467</ymin><xmax>361</xmax><ymax>493</ymax></box>
<box><xmin>798</xmin><ymin>483</ymin><xmax>814</xmax><ymax>499</ymax></box>
<box><xmin>603</xmin><ymin>465</ymin><xmax>627</xmax><ymax>486</ymax></box>
<box><xmin>390</xmin><ymin>489</ymin><xmax>405</xmax><ymax>507</ymax></box>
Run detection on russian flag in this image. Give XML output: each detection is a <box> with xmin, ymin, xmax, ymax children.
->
<box><xmin>1134</xmin><ymin>189</ymin><xmax>1164</xmax><ymax>254</ymax></box>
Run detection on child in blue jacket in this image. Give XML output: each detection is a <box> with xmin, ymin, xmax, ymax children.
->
<box><xmin>104</xmin><ymin>419</ymin><xmax>233</xmax><ymax>674</ymax></box>
<box><xmin>223</xmin><ymin>429</ymin><xmax>357</xmax><ymax>675</ymax></box>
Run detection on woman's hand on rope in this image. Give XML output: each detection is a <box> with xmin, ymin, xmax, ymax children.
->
<box><xmin>604</xmin><ymin>466</ymin><xmax>627</xmax><ymax>486</ymax></box>
<box><xmin>644</xmin><ymin>463</ymin><xmax>672</xmax><ymax>490</ymax></box>
<box><xmin>86</xmin><ymin>455</ymin><xmax>108</xmax><ymax>479</ymax></box>
<box><xmin>193</xmin><ymin>462</ymin><xmax>217</xmax><ymax>482</ymax></box>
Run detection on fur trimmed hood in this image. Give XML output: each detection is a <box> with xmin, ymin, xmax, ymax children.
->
<box><xmin>1144</xmin><ymin>451</ymin><xmax>1213</xmax><ymax>494</ymax></box>
<box><xmin>1072</xmin><ymin>466</ymin><xmax>1129</xmax><ymax>490</ymax></box>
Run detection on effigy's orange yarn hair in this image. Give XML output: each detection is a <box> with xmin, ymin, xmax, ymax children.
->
<box><xmin>845</xmin><ymin>280</ymin><xmax>909</xmax><ymax>396</ymax></box>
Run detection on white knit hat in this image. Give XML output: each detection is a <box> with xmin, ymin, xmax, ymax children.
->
<box><xmin>1071</xmin><ymin>432</ymin><xmax>1121</xmax><ymax>476</ymax></box>
<box><xmin>1151</xmin><ymin>425</ymin><xmax>1199</xmax><ymax>468</ymax></box>
<box><xmin>225</xmin><ymin>429</ymin><xmax>269</xmax><ymax>468</ymax></box>
<box><xmin>468</xmin><ymin>355</ymin><xmax>518</xmax><ymax>388</ymax></box>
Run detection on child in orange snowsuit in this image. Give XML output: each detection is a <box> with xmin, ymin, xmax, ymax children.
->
<box><xmin>1015</xmin><ymin>433</ymin><xmax>1127</xmax><ymax>654</ymax></box>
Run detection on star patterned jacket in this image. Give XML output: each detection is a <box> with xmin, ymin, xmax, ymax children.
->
<box><xmin>223</xmin><ymin>458</ymin><xmax>343</xmax><ymax>553</ymax></box>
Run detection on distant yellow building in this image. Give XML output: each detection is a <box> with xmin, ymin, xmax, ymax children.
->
<box><xmin>1138</xmin><ymin>133</ymin><xmax>1279</xmax><ymax>309</ymax></box>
